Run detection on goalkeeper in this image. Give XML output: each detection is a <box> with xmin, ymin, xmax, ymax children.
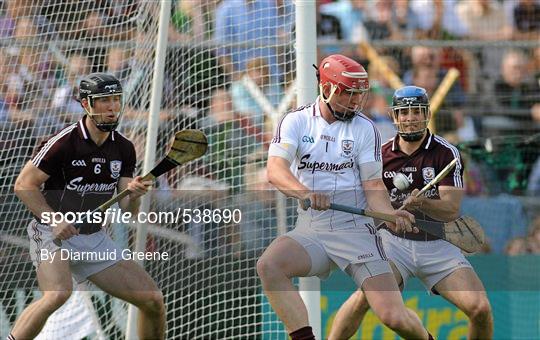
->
<box><xmin>8</xmin><ymin>73</ymin><xmax>165</xmax><ymax>340</ymax></box>
<box><xmin>257</xmin><ymin>55</ymin><xmax>433</xmax><ymax>340</ymax></box>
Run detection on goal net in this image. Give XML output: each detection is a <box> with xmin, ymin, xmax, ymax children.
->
<box><xmin>0</xmin><ymin>1</ymin><xmax>295</xmax><ymax>338</ymax></box>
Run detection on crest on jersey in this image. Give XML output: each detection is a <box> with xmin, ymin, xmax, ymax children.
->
<box><xmin>422</xmin><ymin>167</ymin><xmax>435</xmax><ymax>184</ymax></box>
<box><xmin>341</xmin><ymin>139</ymin><xmax>354</xmax><ymax>157</ymax></box>
<box><xmin>110</xmin><ymin>160</ymin><xmax>122</xmax><ymax>179</ymax></box>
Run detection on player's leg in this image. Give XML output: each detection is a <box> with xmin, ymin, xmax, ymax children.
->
<box><xmin>88</xmin><ymin>260</ymin><xmax>165</xmax><ymax>340</ymax></box>
<box><xmin>256</xmin><ymin>235</ymin><xmax>317</xmax><ymax>336</ymax></box>
<box><xmin>433</xmin><ymin>268</ymin><xmax>493</xmax><ymax>340</ymax></box>
<box><xmin>329</xmin><ymin>262</ymin><xmax>403</xmax><ymax>340</ymax></box>
<box><xmin>348</xmin><ymin>262</ymin><xmax>429</xmax><ymax>339</ymax></box>
<box><xmin>418</xmin><ymin>240</ymin><xmax>492</xmax><ymax>339</ymax></box>
<box><xmin>10</xmin><ymin>253</ymin><xmax>73</xmax><ymax>339</ymax></box>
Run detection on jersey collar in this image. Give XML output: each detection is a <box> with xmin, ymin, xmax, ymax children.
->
<box><xmin>314</xmin><ymin>99</ymin><xmax>321</xmax><ymax>117</ymax></box>
<box><xmin>391</xmin><ymin>129</ymin><xmax>434</xmax><ymax>152</ymax></box>
<box><xmin>77</xmin><ymin>115</ymin><xmax>116</xmax><ymax>142</ymax></box>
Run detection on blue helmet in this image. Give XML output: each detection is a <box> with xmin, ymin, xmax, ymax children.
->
<box><xmin>390</xmin><ymin>86</ymin><xmax>430</xmax><ymax>142</ymax></box>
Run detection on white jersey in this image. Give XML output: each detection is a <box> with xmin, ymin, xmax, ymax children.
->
<box><xmin>270</xmin><ymin>99</ymin><xmax>382</xmax><ymax>230</ymax></box>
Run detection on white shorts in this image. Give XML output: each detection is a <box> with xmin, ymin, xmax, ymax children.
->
<box><xmin>379</xmin><ymin>229</ymin><xmax>473</xmax><ymax>293</ymax></box>
<box><xmin>285</xmin><ymin>225</ymin><xmax>391</xmax><ymax>286</ymax></box>
<box><xmin>28</xmin><ymin>220</ymin><xmax>123</xmax><ymax>283</ymax></box>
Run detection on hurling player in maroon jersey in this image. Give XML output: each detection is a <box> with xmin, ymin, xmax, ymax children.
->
<box><xmin>9</xmin><ymin>73</ymin><xmax>165</xmax><ymax>340</ymax></box>
<box><xmin>330</xmin><ymin>86</ymin><xmax>493</xmax><ymax>340</ymax></box>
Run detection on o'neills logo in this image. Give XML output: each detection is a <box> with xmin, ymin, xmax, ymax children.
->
<box><xmin>298</xmin><ymin>154</ymin><xmax>354</xmax><ymax>173</ymax></box>
<box><xmin>66</xmin><ymin>177</ymin><xmax>117</xmax><ymax>193</ymax></box>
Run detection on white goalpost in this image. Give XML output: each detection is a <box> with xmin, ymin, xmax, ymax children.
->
<box><xmin>125</xmin><ymin>1</ymin><xmax>171</xmax><ymax>338</ymax></box>
<box><xmin>295</xmin><ymin>2</ymin><xmax>321</xmax><ymax>339</ymax></box>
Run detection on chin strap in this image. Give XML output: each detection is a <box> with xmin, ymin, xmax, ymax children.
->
<box><xmin>86</xmin><ymin>113</ymin><xmax>119</xmax><ymax>132</ymax></box>
<box><xmin>399</xmin><ymin>130</ymin><xmax>425</xmax><ymax>142</ymax></box>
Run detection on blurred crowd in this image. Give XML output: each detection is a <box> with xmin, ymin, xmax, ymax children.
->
<box><xmin>505</xmin><ymin>217</ymin><xmax>540</xmax><ymax>255</ymax></box>
<box><xmin>0</xmin><ymin>0</ymin><xmax>538</xmax><ymax>258</ymax></box>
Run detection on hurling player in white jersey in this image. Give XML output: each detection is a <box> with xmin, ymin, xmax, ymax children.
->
<box><xmin>257</xmin><ymin>55</ymin><xmax>433</xmax><ymax>340</ymax></box>
<box><xmin>330</xmin><ymin>86</ymin><xmax>493</xmax><ymax>340</ymax></box>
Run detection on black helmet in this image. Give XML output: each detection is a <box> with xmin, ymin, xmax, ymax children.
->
<box><xmin>390</xmin><ymin>86</ymin><xmax>430</xmax><ymax>142</ymax></box>
<box><xmin>79</xmin><ymin>73</ymin><xmax>124</xmax><ymax>132</ymax></box>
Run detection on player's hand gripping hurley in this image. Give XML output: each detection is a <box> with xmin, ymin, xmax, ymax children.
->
<box><xmin>303</xmin><ymin>158</ymin><xmax>485</xmax><ymax>253</ymax></box>
<box><xmin>398</xmin><ymin>158</ymin><xmax>458</xmax><ymax>211</ymax></box>
<box><xmin>53</xmin><ymin>130</ymin><xmax>208</xmax><ymax>246</ymax></box>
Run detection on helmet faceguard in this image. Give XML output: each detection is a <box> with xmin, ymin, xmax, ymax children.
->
<box><xmin>390</xmin><ymin>86</ymin><xmax>430</xmax><ymax>142</ymax></box>
<box><xmin>79</xmin><ymin>73</ymin><xmax>124</xmax><ymax>132</ymax></box>
<box><xmin>316</xmin><ymin>55</ymin><xmax>369</xmax><ymax>122</ymax></box>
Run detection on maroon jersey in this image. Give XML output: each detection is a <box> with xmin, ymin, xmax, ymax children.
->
<box><xmin>381</xmin><ymin>130</ymin><xmax>464</xmax><ymax>241</ymax></box>
<box><xmin>31</xmin><ymin>116</ymin><xmax>136</xmax><ymax>231</ymax></box>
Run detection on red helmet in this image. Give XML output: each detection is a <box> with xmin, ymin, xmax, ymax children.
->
<box><xmin>318</xmin><ymin>54</ymin><xmax>369</xmax><ymax>94</ymax></box>
<box><xmin>317</xmin><ymin>55</ymin><xmax>370</xmax><ymax>121</ymax></box>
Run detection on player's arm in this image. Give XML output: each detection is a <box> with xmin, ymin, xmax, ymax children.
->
<box><xmin>14</xmin><ymin>161</ymin><xmax>54</xmax><ymax>220</ymax></box>
<box><xmin>357</xmin><ymin>125</ymin><xmax>414</xmax><ymax>232</ymax></box>
<box><xmin>403</xmin><ymin>186</ymin><xmax>464</xmax><ymax>222</ymax></box>
<box><xmin>362</xmin><ymin>173</ymin><xmax>415</xmax><ymax>233</ymax></box>
<box><xmin>14</xmin><ymin>161</ymin><xmax>78</xmax><ymax>239</ymax></box>
<box><xmin>267</xmin><ymin>156</ymin><xmax>329</xmax><ymax>210</ymax></box>
<box><xmin>117</xmin><ymin>176</ymin><xmax>152</xmax><ymax>215</ymax></box>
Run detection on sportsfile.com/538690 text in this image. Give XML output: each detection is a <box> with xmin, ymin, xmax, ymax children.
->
<box><xmin>40</xmin><ymin>208</ymin><xmax>242</xmax><ymax>227</ymax></box>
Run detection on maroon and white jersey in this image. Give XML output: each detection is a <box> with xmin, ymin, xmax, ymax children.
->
<box><xmin>381</xmin><ymin>130</ymin><xmax>463</xmax><ymax>240</ymax></box>
<box><xmin>31</xmin><ymin>116</ymin><xmax>136</xmax><ymax>223</ymax></box>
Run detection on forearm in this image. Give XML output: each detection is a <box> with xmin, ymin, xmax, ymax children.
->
<box><xmin>14</xmin><ymin>187</ymin><xmax>55</xmax><ymax>221</ymax></box>
<box><xmin>267</xmin><ymin>157</ymin><xmax>310</xmax><ymax>199</ymax></box>
<box><xmin>268</xmin><ymin>169</ymin><xmax>310</xmax><ymax>199</ymax></box>
<box><xmin>417</xmin><ymin>199</ymin><xmax>459</xmax><ymax>222</ymax></box>
<box><xmin>363</xmin><ymin>180</ymin><xmax>395</xmax><ymax>214</ymax></box>
<box><xmin>120</xmin><ymin>196</ymin><xmax>141</xmax><ymax>216</ymax></box>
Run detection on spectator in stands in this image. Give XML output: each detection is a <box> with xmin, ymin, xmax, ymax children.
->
<box><xmin>106</xmin><ymin>47</ymin><xmax>131</xmax><ymax>81</ymax></box>
<box><xmin>456</xmin><ymin>0</ymin><xmax>513</xmax><ymax>40</ymax></box>
<box><xmin>404</xmin><ymin>46</ymin><xmax>477</xmax><ymax>140</ymax></box>
<box><xmin>368</xmin><ymin>55</ymin><xmax>401</xmax><ymax>91</ymax></box>
<box><xmin>364</xmin><ymin>84</ymin><xmax>395</xmax><ymax>141</ymax></box>
<box><xmin>170</xmin><ymin>0</ymin><xmax>206</xmax><ymax>41</ymax></box>
<box><xmin>410</xmin><ymin>0</ymin><xmax>467</xmax><ymax>39</ymax></box>
<box><xmin>4</xmin><ymin>19</ymin><xmax>57</xmax><ymax>121</ymax></box>
<box><xmin>364</xmin><ymin>55</ymin><xmax>399</xmax><ymax>140</ymax></box>
<box><xmin>360</xmin><ymin>0</ymin><xmax>411</xmax><ymax>41</ymax></box>
<box><xmin>320</xmin><ymin>0</ymin><xmax>366</xmax><ymax>42</ymax></box>
<box><xmin>409</xmin><ymin>66</ymin><xmax>464</xmax><ymax>138</ymax></box>
<box><xmin>0</xmin><ymin>51</ymin><xmax>11</xmax><ymax>122</ymax></box>
<box><xmin>231</xmin><ymin>57</ymin><xmax>282</xmax><ymax>128</ymax></box>
<box><xmin>393</xmin><ymin>0</ymin><xmax>422</xmax><ymax>40</ymax></box>
<box><xmin>43</xmin><ymin>1</ymin><xmax>135</xmax><ymax>41</ymax></box>
<box><xmin>200</xmin><ymin>88</ymin><xmax>258</xmax><ymax>189</ymax></box>
<box><xmin>526</xmin><ymin>217</ymin><xmax>540</xmax><ymax>254</ymax></box>
<box><xmin>316</xmin><ymin>1</ymin><xmax>343</xmax><ymax>56</ymax></box>
<box><xmin>494</xmin><ymin>50</ymin><xmax>540</xmax><ymax>122</ymax></box>
<box><xmin>214</xmin><ymin>0</ymin><xmax>284</xmax><ymax>80</ymax></box>
<box><xmin>52</xmin><ymin>54</ymin><xmax>91</xmax><ymax>118</ymax></box>
<box><xmin>512</xmin><ymin>0</ymin><xmax>540</xmax><ymax>40</ymax></box>
<box><xmin>0</xmin><ymin>0</ymin><xmax>55</xmax><ymax>39</ymax></box>
<box><xmin>402</xmin><ymin>46</ymin><xmax>441</xmax><ymax>85</ymax></box>
<box><xmin>505</xmin><ymin>237</ymin><xmax>529</xmax><ymax>255</ymax></box>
